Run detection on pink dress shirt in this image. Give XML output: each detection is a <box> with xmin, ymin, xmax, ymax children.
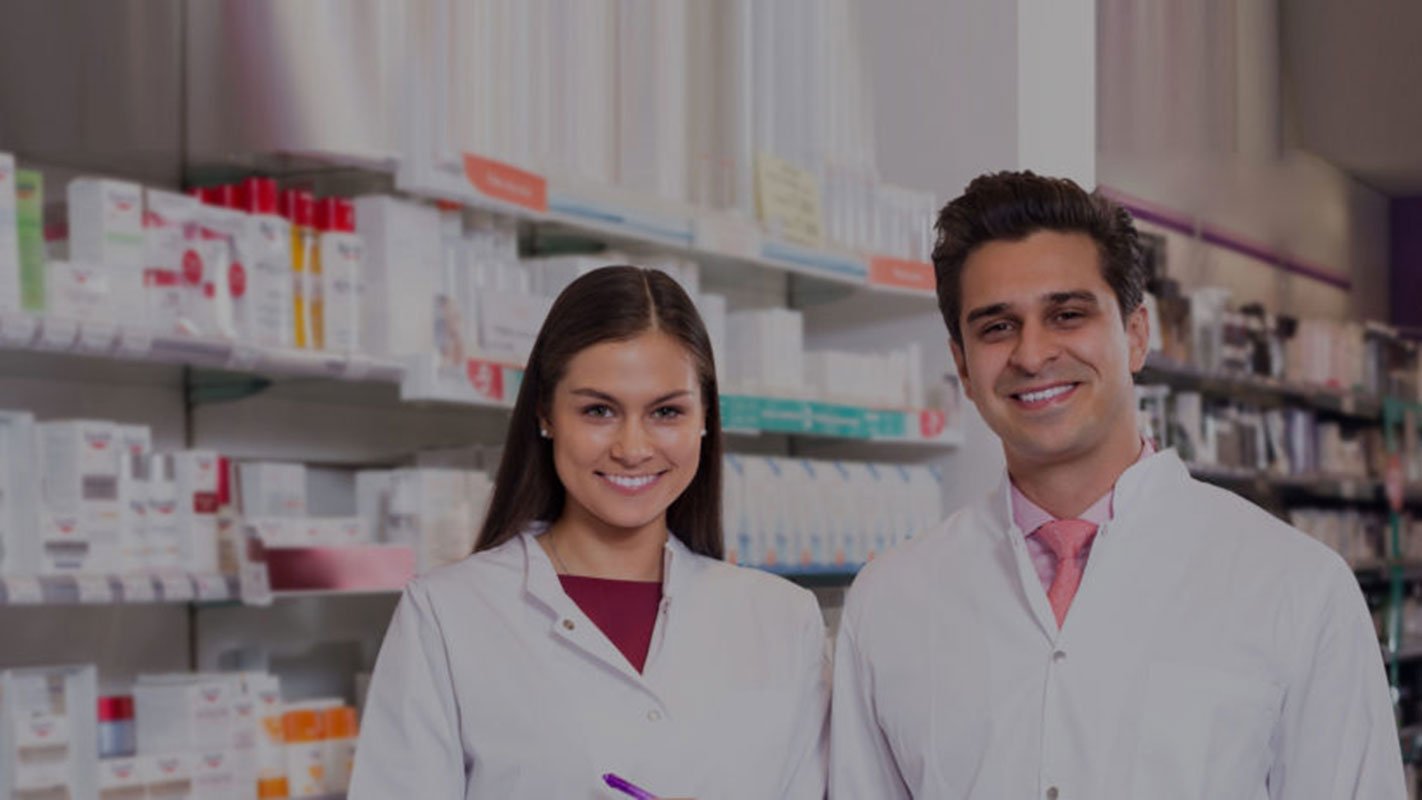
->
<box><xmin>1011</xmin><ymin>440</ymin><xmax>1155</xmax><ymax>591</ymax></box>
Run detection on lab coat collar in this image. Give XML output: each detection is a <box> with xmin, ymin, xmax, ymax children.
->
<box><xmin>987</xmin><ymin>446</ymin><xmax>1187</xmax><ymax>539</ymax></box>
<box><xmin>517</xmin><ymin>523</ymin><xmax>692</xmax><ymax>616</ymax></box>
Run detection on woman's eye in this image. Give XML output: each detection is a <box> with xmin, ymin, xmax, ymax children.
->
<box><xmin>652</xmin><ymin>406</ymin><xmax>684</xmax><ymax>420</ymax></box>
<box><xmin>581</xmin><ymin>404</ymin><xmax>614</xmax><ymax>419</ymax></box>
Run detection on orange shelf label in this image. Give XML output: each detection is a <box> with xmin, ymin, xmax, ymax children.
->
<box><xmin>462</xmin><ymin>154</ymin><xmax>548</xmax><ymax>212</ymax></box>
<box><xmin>868</xmin><ymin>257</ymin><xmax>936</xmax><ymax>292</ymax></box>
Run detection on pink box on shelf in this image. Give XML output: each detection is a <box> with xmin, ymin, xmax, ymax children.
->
<box><xmin>263</xmin><ymin>545</ymin><xmax>415</xmax><ymax>593</ymax></box>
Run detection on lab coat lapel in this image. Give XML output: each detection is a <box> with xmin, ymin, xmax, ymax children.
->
<box><xmin>518</xmin><ymin>530</ymin><xmax>655</xmax><ymax>690</ymax></box>
<box><xmin>986</xmin><ymin>474</ymin><xmax>1063</xmax><ymax>643</ymax></box>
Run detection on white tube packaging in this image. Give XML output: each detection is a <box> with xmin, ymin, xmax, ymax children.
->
<box><xmin>0</xmin><ymin>153</ymin><xmax>20</xmax><ymax>313</ymax></box>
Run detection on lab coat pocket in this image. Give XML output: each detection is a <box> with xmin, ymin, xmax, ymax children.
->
<box><xmin>1131</xmin><ymin>660</ymin><xmax>1282</xmax><ymax>800</ymax></box>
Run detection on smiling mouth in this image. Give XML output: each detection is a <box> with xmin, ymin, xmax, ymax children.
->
<box><xmin>597</xmin><ymin>471</ymin><xmax>667</xmax><ymax>493</ymax></box>
<box><xmin>1010</xmin><ymin>383</ymin><xmax>1079</xmax><ymax>407</ymax></box>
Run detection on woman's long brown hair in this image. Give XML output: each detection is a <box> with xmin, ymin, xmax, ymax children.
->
<box><xmin>473</xmin><ymin>265</ymin><xmax>724</xmax><ymax>559</ymax></box>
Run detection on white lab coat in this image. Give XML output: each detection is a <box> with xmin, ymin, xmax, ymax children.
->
<box><xmin>830</xmin><ymin>449</ymin><xmax>1405</xmax><ymax>800</ymax></box>
<box><xmin>350</xmin><ymin>525</ymin><xmax>829</xmax><ymax>799</ymax></box>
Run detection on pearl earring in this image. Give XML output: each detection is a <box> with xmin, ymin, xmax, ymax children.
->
<box><xmin>539</xmin><ymin>428</ymin><xmax>551</xmax><ymax>439</ymax></box>
<box><xmin>700</xmin><ymin>428</ymin><xmax>707</xmax><ymax>437</ymax></box>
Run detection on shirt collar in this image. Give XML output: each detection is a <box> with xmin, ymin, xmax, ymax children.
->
<box><xmin>1007</xmin><ymin>438</ymin><xmax>1156</xmax><ymax>535</ymax></box>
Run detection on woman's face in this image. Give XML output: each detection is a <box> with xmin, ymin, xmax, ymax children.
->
<box><xmin>542</xmin><ymin>330</ymin><xmax>706</xmax><ymax>541</ymax></box>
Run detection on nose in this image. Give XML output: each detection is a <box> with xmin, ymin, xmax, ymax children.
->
<box><xmin>610</xmin><ymin>418</ymin><xmax>655</xmax><ymax>465</ymax></box>
<box><xmin>1008</xmin><ymin>319</ymin><xmax>1060</xmax><ymax>375</ymax></box>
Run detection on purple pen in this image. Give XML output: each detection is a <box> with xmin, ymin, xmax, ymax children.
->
<box><xmin>602</xmin><ymin>772</ymin><xmax>658</xmax><ymax>800</ymax></box>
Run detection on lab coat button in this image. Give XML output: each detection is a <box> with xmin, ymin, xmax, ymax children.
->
<box><xmin>1046</xmin><ymin>786</ymin><xmax>1059</xmax><ymax>800</ymax></box>
<box><xmin>1052</xmin><ymin>650</ymin><xmax>1066</xmax><ymax>663</ymax></box>
<box><xmin>562</xmin><ymin>619</ymin><xmax>575</xmax><ymax>631</ymax></box>
<box><xmin>647</xmin><ymin>709</ymin><xmax>662</xmax><ymax>722</ymax></box>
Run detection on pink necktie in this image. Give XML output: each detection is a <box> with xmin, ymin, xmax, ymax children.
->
<box><xmin>1033</xmin><ymin>519</ymin><xmax>1099</xmax><ymax>627</ymax></box>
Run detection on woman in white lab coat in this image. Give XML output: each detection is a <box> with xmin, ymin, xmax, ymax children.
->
<box><xmin>350</xmin><ymin>266</ymin><xmax>828</xmax><ymax>799</ymax></box>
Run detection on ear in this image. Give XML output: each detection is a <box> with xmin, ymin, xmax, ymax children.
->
<box><xmin>950</xmin><ymin>338</ymin><xmax>976</xmax><ymax>402</ymax></box>
<box><xmin>1125</xmin><ymin>304</ymin><xmax>1150</xmax><ymax>373</ymax></box>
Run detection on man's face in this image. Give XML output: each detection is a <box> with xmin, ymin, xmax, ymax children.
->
<box><xmin>950</xmin><ymin>230</ymin><xmax>1148</xmax><ymax>469</ymax></box>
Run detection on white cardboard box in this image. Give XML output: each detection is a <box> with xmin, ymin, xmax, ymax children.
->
<box><xmin>37</xmin><ymin>420</ymin><xmax>123</xmax><ymax>574</ymax></box>
<box><xmin>172</xmin><ymin>451</ymin><xmax>221</xmax><ymax>574</ymax></box>
<box><xmin>355</xmin><ymin>196</ymin><xmax>441</xmax><ymax>358</ymax></box>
<box><xmin>236</xmin><ymin>462</ymin><xmax>307</xmax><ymax>518</ymax></box>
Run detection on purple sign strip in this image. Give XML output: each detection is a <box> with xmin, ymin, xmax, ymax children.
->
<box><xmin>1099</xmin><ymin>186</ymin><xmax>1352</xmax><ymax>291</ymax></box>
<box><xmin>1390</xmin><ymin>197</ymin><xmax>1422</xmax><ymax>330</ymax></box>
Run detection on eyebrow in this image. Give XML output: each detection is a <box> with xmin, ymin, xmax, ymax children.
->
<box><xmin>569</xmin><ymin>388</ymin><xmax>693</xmax><ymax>406</ymax></box>
<box><xmin>964</xmin><ymin>290</ymin><xmax>1101</xmax><ymax>325</ymax></box>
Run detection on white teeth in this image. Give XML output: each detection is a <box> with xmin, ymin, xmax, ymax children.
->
<box><xmin>1018</xmin><ymin>385</ymin><xmax>1073</xmax><ymax>404</ymax></box>
<box><xmin>606</xmin><ymin>474</ymin><xmax>656</xmax><ymax>489</ymax></box>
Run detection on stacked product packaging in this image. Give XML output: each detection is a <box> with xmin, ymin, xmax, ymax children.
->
<box><xmin>1135</xmin><ymin>386</ymin><xmax>1385</xmax><ymax>479</ymax></box>
<box><xmin>722</xmin><ymin>454</ymin><xmax>943</xmax><ymax>569</ymax></box>
<box><xmin>0</xmin><ymin>665</ymin><xmax>357</xmax><ymax>800</ymax></box>
<box><xmin>1150</xmin><ymin>284</ymin><xmax>1421</xmax><ymax>400</ymax></box>
<box><xmin>0</xmin><ymin>412</ymin><xmax>222</xmax><ymax>579</ymax></box>
<box><xmin>40</xmin><ymin>171</ymin><xmax>364</xmax><ymax>355</ymax></box>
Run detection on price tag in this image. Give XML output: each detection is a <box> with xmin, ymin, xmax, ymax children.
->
<box><xmin>38</xmin><ymin>316</ymin><xmax>79</xmax><ymax>350</ymax></box>
<box><xmin>75</xmin><ymin>575</ymin><xmax>114</xmax><ymax>604</ymax></box>
<box><xmin>159</xmin><ymin>574</ymin><xmax>195</xmax><ymax>602</ymax></box>
<box><xmin>120</xmin><ymin>575</ymin><xmax>158</xmax><ymax>603</ymax></box>
<box><xmin>0</xmin><ymin>311</ymin><xmax>39</xmax><ymax>345</ymax></box>
<box><xmin>115</xmin><ymin>325</ymin><xmax>154</xmax><ymax>358</ymax></box>
<box><xmin>3</xmin><ymin>576</ymin><xmax>43</xmax><ymax>604</ymax></box>
<box><xmin>228</xmin><ymin>342</ymin><xmax>261</xmax><ymax>371</ymax></box>
<box><xmin>77</xmin><ymin>320</ymin><xmax>118</xmax><ymax>353</ymax></box>
<box><xmin>194</xmin><ymin>574</ymin><xmax>229</xmax><ymax>602</ymax></box>
<box><xmin>343</xmin><ymin>355</ymin><xmax>370</xmax><ymax>382</ymax></box>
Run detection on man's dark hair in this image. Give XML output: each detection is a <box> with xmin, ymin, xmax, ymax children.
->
<box><xmin>931</xmin><ymin>170</ymin><xmax>1145</xmax><ymax>347</ymax></box>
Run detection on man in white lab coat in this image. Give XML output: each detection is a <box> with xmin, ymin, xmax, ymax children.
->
<box><xmin>829</xmin><ymin>171</ymin><xmax>1407</xmax><ymax>799</ymax></box>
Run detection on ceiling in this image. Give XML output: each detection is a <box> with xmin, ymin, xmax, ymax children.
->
<box><xmin>1283</xmin><ymin>0</ymin><xmax>1422</xmax><ymax>196</ymax></box>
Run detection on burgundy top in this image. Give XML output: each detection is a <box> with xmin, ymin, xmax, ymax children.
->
<box><xmin>557</xmin><ymin>575</ymin><xmax>663</xmax><ymax>673</ymax></box>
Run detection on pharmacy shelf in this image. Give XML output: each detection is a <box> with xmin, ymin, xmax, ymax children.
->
<box><xmin>1185</xmin><ymin>464</ymin><xmax>1422</xmax><ymax>506</ymax></box>
<box><xmin>396</xmin><ymin>153</ymin><xmax>938</xmax><ymax>301</ymax></box>
<box><xmin>0</xmin><ymin>573</ymin><xmax>238</xmax><ymax>605</ymax></box>
<box><xmin>0</xmin><ymin>310</ymin><xmax>404</xmax><ymax>385</ymax></box>
<box><xmin>1138</xmin><ymin>353</ymin><xmax>1383</xmax><ymax>421</ymax></box>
